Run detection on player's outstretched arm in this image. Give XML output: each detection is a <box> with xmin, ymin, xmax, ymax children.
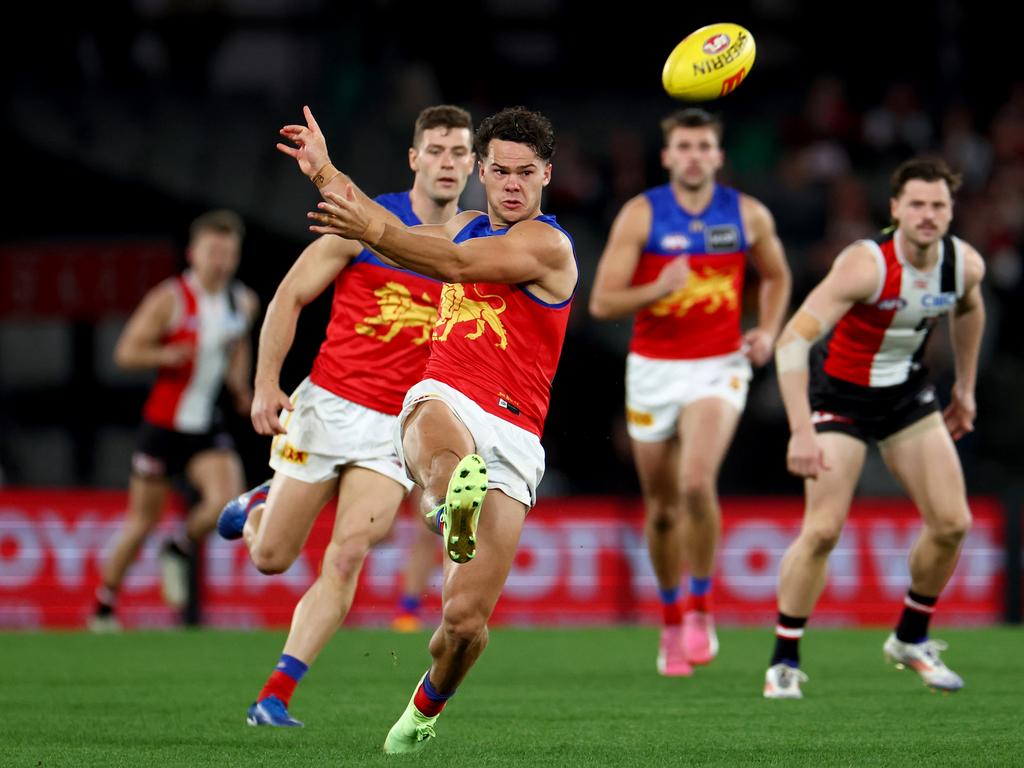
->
<box><xmin>276</xmin><ymin>105</ymin><xmax>406</xmax><ymax>231</ymax></box>
<box><xmin>309</xmin><ymin>187</ymin><xmax>574</xmax><ymax>292</ymax></box>
<box><xmin>945</xmin><ymin>246</ymin><xmax>986</xmax><ymax>441</ymax></box>
<box><xmin>775</xmin><ymin>243</ymin><xmax>879</xmax><ymax>478</ymax></box>
<box><xmin>589</xmin><ymin>195</ymin><xmax>687</xmax><ymax>320</ymax></box>
<box><xmin>251</xmin><ymin>235</ymin><xmax>361</xmax><ymax>436</ymax></box>
<box><xmin>742</xmin><ymin>196</ymin><xmax>792</xmax><ymax>366</ymax></box>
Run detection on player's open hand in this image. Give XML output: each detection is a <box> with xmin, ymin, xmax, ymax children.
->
<box><xmin>251</xmin><ymin>381</ymin><xmax>293</xmax><ymax>436</ymax></box>
<box><xmin>308</xmin><ymin>186</ymin><xmax>371</xmax><ymax>240</ymax></box>
<box><xmin>742</xmin><ymin>327</ymin><xmax>775</xmax><ymax>367</ymax></box>
<box><xmin>786</xmin><ymin>425</ymin><xmax>830</xmax><ymax>479</ymax></box>
<box><xmin>943</xmin><ymin>385</ymin><xmax>976</xmax><ymax>441</ymax></box>
<box><xmin>276</xmin><ymin>105</ymin><xmax>331</xmax><ymax>178</ymax></box>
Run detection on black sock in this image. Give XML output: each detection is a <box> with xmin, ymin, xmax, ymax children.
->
<box><xmin>771</xmin><ymin>612</ymin><xmax>807</xmax><ymax>667</ymax></box>
<box><xmin>95</xmin><ymin>585</ymin><xmax>117</xmax><ymax>616</ymax></box>
<box><xmin>895</xmin><ymin>590</ymin><xmax>937</xmax><ymax>643</ymax></box>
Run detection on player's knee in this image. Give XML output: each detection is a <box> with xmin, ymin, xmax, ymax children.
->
<box><xmin>441</xmin><ymin>594</ymin><xmax>488</xmax><ymax>644</ymax></box>
<box><xmin>646</xmin><ymin>501</ymin><xmax>682</xmax><ymax>533</ymax></box>
<box><xmin>250</xmin><ymin>543</ymin><xmax>296</xmax><ymax>575</ymax></box>
<box><xmin>929</xmin><ymin>509</ymin><xmax>972</xmax><ymax>547</ymax></box>
<box><xmin>322</xmin><ymin>537</ymin><xmax>371</xmax><ymax>585</ymax></box>
<box><xmin>680</xmin><ymin>475</ymin><xmax>716</xmax><ymax>515</ymax></box>
<box><xmin>802</xmin><ymin>523</ymin><xmax>843</xmax><ymax>556</ymax></box>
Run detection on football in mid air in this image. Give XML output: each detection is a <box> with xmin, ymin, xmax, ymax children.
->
<box><xmin>661</xmin><ymin>23</ymin><xmax>756</xmax><ymax>101</ymax></box>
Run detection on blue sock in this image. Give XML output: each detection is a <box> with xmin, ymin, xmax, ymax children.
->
<box><xmin>688</xmin><ymin>577</ymin><xmax>712</xmax><ymax>597</ymax></box>
<box><xmin>422</xmin><ymin>674</ymin><xmax>454</xmax><ymax>702</ymax></box>
<box><xmin>399</xmin><ymin>594</ymin><xmax>422</xmax><ymax>614</ymax></box>
<box><xmin>276</xmin><ymin>654</ymin><xmax>309</xmax><ymax>683</ymax></box>
<box><xmin>658</xmin><ymin>586</ymin><xmax>680</xmax><ymax>605</ymax></box>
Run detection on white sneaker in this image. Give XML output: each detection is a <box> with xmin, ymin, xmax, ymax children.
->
<box><xmin>88</xmin><ymin>613</ymin><xmax>122</xmax><ymax>633</ymax></box>
<box><xmin>883</xmin><ymin>634</ymin><xmax>963</xmax><ymax>691</ymax></box>
<box><xmin>763</xmin><ymin>663</ymin><xmax>808</xmax><ymax>699</ymax></box>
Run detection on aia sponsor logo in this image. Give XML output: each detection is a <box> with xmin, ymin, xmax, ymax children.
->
<box><xmin>702</xmin><ymin>33</ymin><xmax>730</xmax><ymax>55</ymax></box>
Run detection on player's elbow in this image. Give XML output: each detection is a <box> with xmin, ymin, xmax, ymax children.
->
<box><xmin>113</xmin><ymin>341</ymin><xmax>141</xmax><ymax>370</ymax></box>
<box><xmin>588</xmin><ymin>293</ymin><xmax>614</xmax><ymax>320</ymax></box>
<box><xmin>439</xmin><ymin>253</ymin><xmax>473</xmax><ymax>284</ymax></box>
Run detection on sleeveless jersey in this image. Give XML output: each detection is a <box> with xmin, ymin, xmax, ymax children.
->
<box><xmin>629</xmin><ymin>183</ymin><xmax>748</xmax><ymax>359</ymax></box>
<box><xmin>819</xmin><ymin>230</ymin><xmax>965</xmax><ymax>388</ymax></box>
<box><xmin>309</xmin><ymin>191</ymin><xmax>442</xmax><ymax>415</ymax></box>
<box><xmin>422</xmin><ymin>214</ymin><xmax>575</xmax><ymax>437</ymax></box>
<box><xmin>143</xmin><ymin>271</ymin><xmax>249</xmax><ymax>433</ymax></box>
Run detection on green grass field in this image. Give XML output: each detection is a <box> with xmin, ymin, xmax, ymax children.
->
<box><xmin>2</xmin><ymin>627</ymin><xmax>1021</xmax><ymax>767</ymax></box>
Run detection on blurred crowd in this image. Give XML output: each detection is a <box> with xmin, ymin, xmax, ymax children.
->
<box><xmin>2</xmin><ymin>3</ymin><xmax>1022</xmax><ymax>495</ymax></box>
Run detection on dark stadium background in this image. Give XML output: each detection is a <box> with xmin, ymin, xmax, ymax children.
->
<box><xmin>2</xmin><ymin>1</ymin><xmax>1021</xmax><ymax>502</ymax></box>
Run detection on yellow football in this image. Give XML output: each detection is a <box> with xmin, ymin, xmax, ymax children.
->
<box><xmin>662</xmin><ymin>23</ymin><xmax>756</xmax><ymax>101</ymax></box>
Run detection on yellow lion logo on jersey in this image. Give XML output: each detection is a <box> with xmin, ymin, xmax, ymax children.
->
<box><xmin>650</xmin><ymin>266</ymin><xmax>739</xmax><ymax>317</ymax></box>
<box><xmin>354</xmin><ymin>281</ymin><xmax>437</xmax><ymax>344</ymax></box>
<box><xmin>433</xmin><ymin>284</ymin><xmax>508</xmax><ymax>349</ymax></box>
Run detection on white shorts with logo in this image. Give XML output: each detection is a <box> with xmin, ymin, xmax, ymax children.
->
<box><xmin>625</xmin><ymin>351</ymin><xmax>752</xmax><ymax>442</ymax></box>
<box><xmin>269</xmin><ymin>377</ymin><xmax>413</xmax><ymax>491</ymax></box>
<box><xmin>394</xmin><ymin>378</ymin><xmax>545</xmax><ymax>508</ymax></box>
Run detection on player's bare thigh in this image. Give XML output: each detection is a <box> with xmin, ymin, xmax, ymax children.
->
<box><xmin>799</xmin><ymin>432</ymin><xmax>867</xmax><ymax>536</ymax></box>
<box><xmin>678</xmin><ymin>396</ymin><xmax>741</xmax><ymax>487</ymax></box>
<box><xmin>401</xmin><ymin>399</ymin><xmax>476</xmax><ymax>488</ymax></box>
<box><xmin>331</xmin><ymin>465</ymin><xmax>408</xmax><ymax>549</ymax></box>
<box><xmin>879</xmin><ymin>413</ymin><xmax>970</xmax><ymax>530</ymax></box>
<box><xmin>250</xmin><ymin>472</ymin><xmax>338</xmax><ymax>570</ymax></box>
<box><xmin>630</xmin><ymin>436</ymin><xmax>682</xmax><ymax>505</ymax></box>
<box><xmin>185</xmin><ymin>448</ymin><xmax>244</xmax><ymax>508</ymax></box>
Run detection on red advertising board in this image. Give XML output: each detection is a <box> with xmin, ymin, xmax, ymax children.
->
<box><xmin>0</xmin><ymin>242</ymin><xmax>177</xmax><ymax>319</ymax></box>
<box><xmin>0</xmin><ymin>490</ymin><xmax>1006</xmax><ymax>629</ymax></box>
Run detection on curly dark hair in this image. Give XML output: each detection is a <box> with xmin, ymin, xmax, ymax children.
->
<box><xmin>890</xmin><ymin>157</ymin><xmax>963</xmax><ymax>198</ymax></box>
<box><xmin>474</xmin><ymin>106</ymin><xmax>555</xmax><ymax>162</ymax></box>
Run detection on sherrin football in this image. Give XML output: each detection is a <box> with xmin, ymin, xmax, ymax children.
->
<box><xmin>662</xmin><ymin>23</ymin><xmax>756</xmax><ymax>101</ymax></box>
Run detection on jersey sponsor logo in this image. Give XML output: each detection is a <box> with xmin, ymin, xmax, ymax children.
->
<box><xmin>498</xmin><ymin>397</ymin><xmax>521</xmax><ymax>416</ymax></box>
<box><xmin>626</xmin><ymin>406</ymin><xmax>653</xmax><ymax>426</ymax></box>
<box><xmin>649</xmin><ymin>265</ymin><xmax>739</xmax><ymax>318</ymax></box>
<box><xmin>921</xmin><ymin>292</ymin><xmax>957</xmax><ymax>309</ymax></box>
<box><xmin>706</xmin><ymin>224</ymin><xmax>740</xmax><ymax>253</ymax></box>
<box><xmin>659</xmin><ymin>233</ymin><xmax>690</xmax><ymax>252</ymax></box>
<box><xmin>354</xmin><ymin>281</ymin><xmax>437</xmax><ymax>345</ymax></box>
<box><xmin>876</xmin><ymin>297</ymin><xmax>908</xmax><ymax>311</ymax></box>
<box><xmin>280</xmin><ymin>443</ymin><xmax>308</xmax><ymax>464</ymax></box>
<box><xmin>433</xmin><ymin>284</ymin><xmax>508</xmax><ymax>350</ymax></box>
